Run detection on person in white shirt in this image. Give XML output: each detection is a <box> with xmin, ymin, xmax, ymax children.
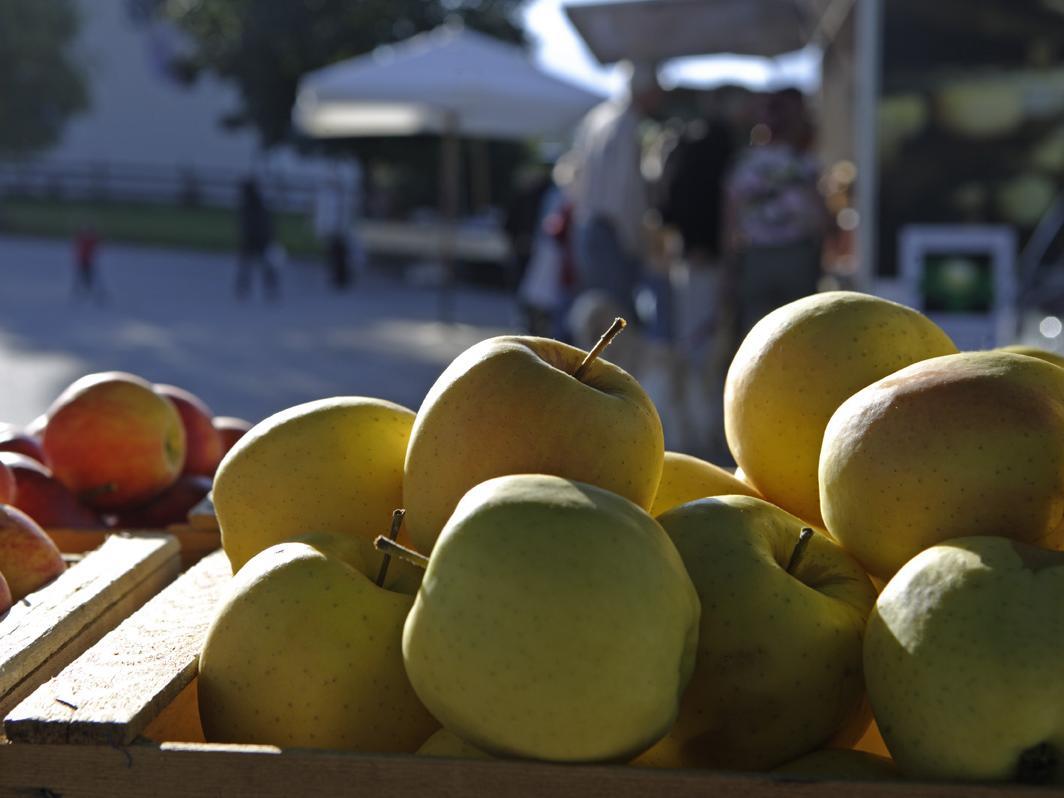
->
<box><xmin>567</xmin><ymin>61</ymin><xmax>663</xmax><ymax>322</ymax></box>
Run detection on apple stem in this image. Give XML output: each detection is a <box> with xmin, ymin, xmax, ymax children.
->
<box><xmin>572</xmin><ymin>317</ymin><xmax>627</xmax><ymax>382</ymax></box>
<box><xmin>786</xmin><ymin>528</ymin><xmax>815</xmax><ymax>575</ymax></box>
<box><xmin>1017</xmin><ymin>742</ymin><xmax>1058</xmax><ymax>784</ymax></box>
<box><xmin>374</xmin><ymin>534</ymin><xmax>430</xmax><ymax>571</ymax></box>
<box><xmin>374</xmin><ymin>509</ymin><xmax>406</xmax><ymax>587</ymax></box>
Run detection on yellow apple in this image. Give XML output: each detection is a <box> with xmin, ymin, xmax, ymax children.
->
<box><xmin>650</xmin><ymin>495</ymin><xmax>876</xmax><ymax>770</ymax></box>
<box><xmin>402</xmin><ymin>475</ymin><xmax>699</xmax><ymax>762</ymax></box>
<box><xmin>820</xmin><ymin>351</ymin><xmax>1064</xmax><ymax>581</ymax></box>
<box><xmin>725</xmin><ymin>291</ymin><xmax>956</xmax><ymax>527</ymax></box>
<box><xmin>213</xmin><ymin>397</ymin><xmax>414</xmax><ymax>572</ymax></box>
<box><xmin>403</xmin><ymin>335</ymin><xmax>664</xmax><ymax>553</ymax></box>
<box><xmin>651</xmin><ymin>451</ymin><xmax>760</xmax><ymax>516</ymax></box>
<box><xmin>996</xmin><ymin>344</ymin><xmax>1064</xmax><ymax>370</ymax></box>
<box><xmin>198</xmin><ymin>533</ymin><xmax>438</xmax><ymax>751</ymax></box>
<box><xmin>865</xmin><ymin>536</ymin><xmax>1064</xmax><ymax>784</ymax></box>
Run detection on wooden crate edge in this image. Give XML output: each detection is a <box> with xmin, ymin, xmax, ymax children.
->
<box><xmin>0</xmin><ymin>740</ymin><xmax>1042</xmax><ymax>798</ymax></box>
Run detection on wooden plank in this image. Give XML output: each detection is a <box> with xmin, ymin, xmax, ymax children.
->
<box><xmin>0</xmin><ymin>559</ymin><xmax>178</xmax><ymax>724</ymax></box>
<box><xmin>159</xmin><ymin>526</ymin><xmax>220</xmax><ymax>568</ymax></box>
<box><xmin>141</xmin><ymin>677</ymin><xmax>205</xmax><ymax>744</ymax></box>
<box><xmin>0</xmin><ymin>741</ymin><xmax>1052</xmax><ymax>798</ymax></box>
<box><xmin>0</xmin><ymin>534</ymin><xmax>180</xmax><ymax>708</ymax></box>
<box><xmin>49</xmin><ymin>527</ymin><xmax>221</xmax><ymax>568</ymax></box>
<box><xmin>185</xmin><ymin>494</ymin><xmax>219</xmax><ymax>531</ymax></box>
<box><xmin>46</xmin><ymin>529</ymin><xmax>110</xmax><ymax>555</ymax></box>
<box><xmin>4</xmin><ymin>550</ymin><xmax>230</xmax><ymax>746</ymax></box>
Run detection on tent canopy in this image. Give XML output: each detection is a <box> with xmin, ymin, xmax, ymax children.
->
<box><xmin>564</xmin><ymin>0</ymin><xmax>837</xmax><ymax>64</ymax></box>
<box><xmin>294</xmin><ymin>25</ymin><xmax>603</xmax><ymax>140</ymax></box>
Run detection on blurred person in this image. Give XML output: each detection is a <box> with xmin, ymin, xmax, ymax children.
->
<box><xmin>567</xmin><ymin>61</ymin><xmax>664</xmax><ymax>324</ymax></box>
<box><xmin>314</xmin><ymin>172</ymin><xmax>354</xmax><ymax>291</ymax></box>
<box><xmin>725</xmin><ymin>88</ymin><xmax>828</xmax><ymax>339</ymax></box>
<box><xmin>504</xmin><ymin>163</ymin><xmax>554</xmax><ymax>294</ymax></box>
<box><xmin>71</xmin><ymin>223</ymin><xmax>106</xmax><ymax>304</ymax></box>
<box><xmin>655</xmin><ymin>89</ymin><xmax>740</xmax><ymax>457</ymax></box>
<box><xmin>517</xmin><ymin>158</ymin><xmax>579</xmax><ymax>339</ymax></box>
<box><xmin>235</xmin><ymin>177</ymin><xmax>279</xmax><ymax>300</ymax></box>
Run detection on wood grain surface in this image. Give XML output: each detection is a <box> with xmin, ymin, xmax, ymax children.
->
<box><xmin>0</xmin><ymin>741</ymin><xmax>1054</xmax><ymax>798</ymax></box>
<box><xmin>4</xmin><ymin>549</ymin><xmax>230</xmax><ymax>745</ymax></box>
<box><xmin>0</xmin><ymin>534</ymin><xmax>180</xmax><ymax>717</ymax></box>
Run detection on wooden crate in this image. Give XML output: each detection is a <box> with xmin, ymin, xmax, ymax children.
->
<box><xmin>47</xmin><ymin>494</ymin><xmax>221</xmax><ymax>569</ymax></box>
<box><xmin>1</xmin><ymin>548</ymin><xmax>1055</xmax><ymax>798</ymax></box>
<box><xmin>0</xmin><ymin>533</ymin><xmax>181</xmax><ymax>722</ymax></box>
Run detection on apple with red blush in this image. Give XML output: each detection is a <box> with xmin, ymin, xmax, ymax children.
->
<box><xmin>0</xmin><ymin>425</ymin><xmax>49</xmax><ymax>465</ymax></box>
<box><xmin>42</xmin><ymin>372</ymin><xmax>186</xmax><ymax>510</ymax></box>
<box><xmin>0</xmin><ymin>459</ymin><xmax>14</xmax><ymax>505</ymax></box>
<box><xmin>0</xmin><ymin>504</ymin><xmax>66</xmax><ymax>601</ymax></box>
<box><xmin>154</xmin><ymin>384</ymin><xmax>224</xmax><ymax>477</ymax></box>
<box><xmin>0</xmin><ymin>453</ymin><xmax>105</xmax><ymax>529</ymax></box>
<box><xmin>113</xmin><ymin>474</ymin><xmax>212</xmax><ymax>528</ymax></box>
<box><xmin>0</xmin><ymin>571</ymin><xmax>11</xmax><ymax>615</ymax></box>
<box><xmin>212</xmin><ymin>416</ymin><xmax>252</xmax><ymax>457</ymax></box>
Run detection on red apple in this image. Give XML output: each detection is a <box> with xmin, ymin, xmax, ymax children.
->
<box><xmin>0</xmin><ymin>570</ymin><xmax>12</xmax><ymax>614</ymax></box>
<box><xmin>0</xmin><ymin>504</ymin><xmax>66</xmax><ymax>601</ymax></box>
<box><xmin>113</xmin><ymin>474</ymin><xmax>212</xmax><ymax>529</ymax></box>
<box><xmin>24</xmin><ymin>413</ymin><xmax>48</xmax><ymax>439</ymax></box>
<box><xmin>0</xmin><ymin>426</ymin><xmax>50</xmax><ymax>465</ymax></box>
<box><xmin>42</xmin><ymin>372</ymin><xmax>186</xmax><ymax>510</ymax></box>
<box><xmin>154</xmin><ymin>384</ymin><xmax>224</xmax><ymax>477</ymax></box>
<box><xmin>0</xmin><ymin>452</ymin><xmax>105</xmax><ymax>529</ymax></box>
<box><xmin>0</xmin><ymin>459</ymin><xmax>14</xmax><ymax>505</ymax></box>
<box><xmin>213</xmin><ymin>416</ymin><xmax>252</xmax><ymax>457</ymax></box>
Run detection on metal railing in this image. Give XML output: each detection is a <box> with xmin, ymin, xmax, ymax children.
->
<box><xmin>0</xmin><ymin>159</ymin><xmax>318</xmax><ymax>213</ymax></box>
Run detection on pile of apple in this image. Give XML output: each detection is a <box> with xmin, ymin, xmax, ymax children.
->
<box><xmin>194</xmin><ymin>290</ymin><xmax>1064</xmax><ymax>786</ymax></box>
<box><xmin>0</xmin><ymin>374</ymin><xmax>251</xmax><ymax>614</ymax></box>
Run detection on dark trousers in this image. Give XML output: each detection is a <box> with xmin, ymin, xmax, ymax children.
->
<box><xmin>328</xmin><ymin>235</ymin><xmax>351</xmax><ymax>290</ymax></box>
<box><xmin>72</xmin><ymin>261</ymin><xmax>106</xmax><ymax>303</ymax></box>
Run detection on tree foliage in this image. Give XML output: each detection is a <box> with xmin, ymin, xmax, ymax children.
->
<box><xmin>0</xmin><ymin>0</ymin><xmax>88</xmax><ymax>157</ymax></box>
<box><xmin>162</xmin><ymin>0</ymin><xmax>526</xmax><ymax>148</ymax></box>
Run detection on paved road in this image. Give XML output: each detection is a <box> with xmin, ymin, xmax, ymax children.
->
<box><xmin>0</xmin><ymin>235</ymin><xmax>516</xmax><ymax>428</ymax></box>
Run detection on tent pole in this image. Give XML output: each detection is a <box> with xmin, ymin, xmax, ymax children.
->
<box><xmin>439</xmin><ymin>113</ymin><xmax>461</xmax><ymax>324</ymax></box>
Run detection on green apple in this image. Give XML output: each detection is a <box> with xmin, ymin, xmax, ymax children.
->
<box><xmin>417</xmin><ymin>728</ymin><xmax>493</xmax><ymax>759</ymax></box>
<box><xmin>401</xmin><ymin>474</ymin><xmax>700</xmax><ymax>762</ymax></box>
<box><xmin>820</xmin><ymin>351</ymin><xmax>1064</xmax><ymax>581</ymax></box>
<box><xmin>649</xmin><ymin>495</ymin><xmax>876</xmax><ymax>771</ymax></box>
<box><xmin>772</xmin><ymin>749</ymin><xmax>900</xmax><ymax>781</ymax></box>
<box><xmin>213</xmin><ymin>397</ymin><xmax>415</xmax><ymax>572</ymax></box>
<box><xmin>198</xmin><ymin>532</ymin><xmax>438</xmax><ymax>751</ymax></box>
<box><xmin>725</xmin><ymin>291</ymin><xmax>956</xmax><ymax>527</ymax></box>
<box><xmin>403</xmin><ymin>335</ymin><xmax>664</xmax><ymax>553</ymax></box>
<box><xmin>865</xmin><ymin>536</ymin><xmax>1064</xmax><ymax>784</ymax></box>
<box><xmin>651</xmin><ymin>451</ymin><xmax>760</xmax><ymax>517</ymax></box>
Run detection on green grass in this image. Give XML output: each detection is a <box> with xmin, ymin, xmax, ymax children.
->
<box><xmin>0</xmin><ymin>198</ymin><xmax>320</xmax><ymax>257</ymax></box>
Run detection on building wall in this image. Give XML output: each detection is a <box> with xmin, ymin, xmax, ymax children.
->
<box><xmin>52</xmin><ymin>0</ymin><xmax>262</xmax><ymax>172</ymax></box>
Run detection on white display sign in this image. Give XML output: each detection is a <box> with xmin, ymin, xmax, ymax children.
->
<box><xmin>896</xmin><ymin>225</ymin><xmax>1018</xmax><ymax>350</ymax></box>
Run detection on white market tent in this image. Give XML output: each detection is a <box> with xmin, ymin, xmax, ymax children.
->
<box><xmin>293</xmin><ymin>24</ymin><xmax>602</xmax><ymax>319</ymax></box>
<box><xmin>294</xmin><ymin>24</ymin><xmax>602</xmax><ymax>140</ymax></box>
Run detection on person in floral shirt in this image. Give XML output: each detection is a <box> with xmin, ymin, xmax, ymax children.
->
<box><xmin>725</xmin><ymin>88</ymin><xmax>828</xmax><ymax>337</ymax></box>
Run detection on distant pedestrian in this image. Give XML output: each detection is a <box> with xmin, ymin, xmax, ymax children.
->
<box><xmin>314</xmin><ymin>166</ymin><xmax>364</xmax><ymax>292</ymax></box>
<box><xmin>725</xmin><ymin>88</ymin><xmax>828</xmax><ymax>339</ymax></box>
<box><xmin>567</xmin><ymin>60</ymin><xmax>663</xmax><ymax>326</ymax></box>
<box><xmin>72</xmin><ymin>224</ymin><xmax>106</xmax><ymax>303</ymax></box>
<box><xmin>235</xmin><ymin>177</ymin><xmax>279</xmax><ymax>300</ymax></box>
